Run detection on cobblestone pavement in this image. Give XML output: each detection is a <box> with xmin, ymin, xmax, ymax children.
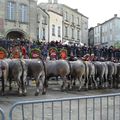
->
<box><xmin>0</xmin><ymin>80</ymin><xmax>120</xmax><ymax>120</ymax></box>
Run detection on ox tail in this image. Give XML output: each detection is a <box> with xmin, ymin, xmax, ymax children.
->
<box><xmin>66</xmin><ymin>60</ymin><xmax>72</xmax><ymax>80</ymax></box>
<box><xmin>40</xmin><ymin>58</ymin><xmax>47</xmax><ymax>88</ymax></box>
<box><xmin>1</xmin><ymin>61</ymin><xmax>5</xmax><ymax>95</ymax></box>
<box><xmin>19</xmin><ymin>59</ymin><xmax>24</xmax><ymax>89</ymax></box>
<box><xmin>83</xmin><ymin>61</ymin><xmax>88</xmax><ymax>84</ymax></box>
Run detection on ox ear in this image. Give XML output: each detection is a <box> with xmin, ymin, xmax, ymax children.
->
<box><xmin>1</xmin><ymin>66</ymin><xmax>5</xmax><ymax>70</ymax></box>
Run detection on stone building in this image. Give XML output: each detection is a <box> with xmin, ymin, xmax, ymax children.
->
<box><xmin>88</xmin><ymin>27</ymin><xmax>94</xmax><ymax>46</ymax></box>
<box><xmin>37</xmin><ymin>6</ymin><xmax>49</xmax><ymax>42</ymax></box>
<box><xmin>39</xmin><ymin>0</ymin><xmax>88</xmax><ymax>45</ymax></box>
<box><xmin>101</xmin><ymin>14</ymin><xmax>120</xmax><ymax>47</ymax></box>
<box><xmin>0</xmin><ymin>0</ymin><xmax>37</xmax><ymax>41</ymax></box>
<box><xmin>47</xmin><ymin>10</ymin><xmax>62</xmax><ymax>42</ymax></box>
<box><xmin>90</xmin><ymin>14</ymin><xmax>120</xmax><ymax>47</ymax></box>
<box><xmin>94</xmin><ymin>23</ymin><xmax>102</xmax><ymax>46</ymax></box>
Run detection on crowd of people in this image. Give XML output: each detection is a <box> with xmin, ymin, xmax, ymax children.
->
<box><xmin>0</xmin><ymin>39</ymin><xmax>120</xmax><ymax>62</ymax></box>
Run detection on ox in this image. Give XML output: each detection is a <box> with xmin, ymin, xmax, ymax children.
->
<box><xmin>45</xmin><ymin>60</ymin><xmax>70</xmax><ymax>91</ymax></box>
<box><xmin>86</xmin><ymin>61</ymin><xmax>97</xmax><ymax>89</ymax></box>
<box><xmin>69</xmin><ymin>60</ymin><xmax>85</xmax><ymax>90</ymax></box>
<box><xmin>0</xmin><ymin>59</ymin><xmax>27</xmax><ymax>96</ymax></box>
<box><xmin>93</xmin><ymin>61</ymin><xmax>108</xmax><ymax>88</ymax></box>
<box><xmin>106</xmin><ymin>61</ymin><xmax>117</xmax><ymax>88</ymax></box>
<box><xmin>25</xmin><ymin>59</ymin><xmax>47</xmax><ymax>96</ymax></box>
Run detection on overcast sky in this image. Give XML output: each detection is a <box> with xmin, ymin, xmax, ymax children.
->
<box><xmin>38</xmin><ymin>0</ymin><xmax>120</xmax><ymax>28</ymax></box>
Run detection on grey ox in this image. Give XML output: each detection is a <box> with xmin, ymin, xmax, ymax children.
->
<box><xmin>25</xmin><ymin>59</ymin><xmax>47</xmax><ymax>96</ymax></box>
<box><xmin>45</xmin><ymin>60</ymin><xmax>70</xmax><ymax>91</ymax></box>
<box><xmin>0</xmin><ymin>59</ymin><xmax>27</xmax><ymax>96</ymax></box>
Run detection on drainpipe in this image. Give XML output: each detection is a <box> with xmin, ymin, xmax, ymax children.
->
<box><xmin>28</xmin><ymin>0</ymin><xmax>30</xmax><ymax>41</ymax></box>
<box><xmin>48</xmin><ymin>13</ymin><xmax>50</xmax><ymax>43</ymax></box>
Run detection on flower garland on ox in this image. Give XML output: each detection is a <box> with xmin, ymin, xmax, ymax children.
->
<box><xmin>59</xmin><ymin>48</ymin><xmax>68</xmax><ymax>60</ymax></box>
<box><xmin>30</xmin><ymin>48</ymin><xmax>41</xmax><ymax>59</ymax></box>
<box><xmin>10</xmin><ymin>46</ymin><xmax>22</xmax><ymax>59</ymax></box>
<box><xmin>49</xmin><ymin>47</ymin><xmax>58</xmax><ymax>59</ymax></box>
<box><xmin>0</xmin><ymin>47</ymin><xmax>8</xmax><ymax>59</ymax></box>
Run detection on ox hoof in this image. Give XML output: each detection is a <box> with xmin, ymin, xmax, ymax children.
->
<box><xmin>9</xmin><ymin>87</ymin><xmax>12</xmax><ymax>91</ymax></box>
<box><xmin>42</xmin><ymin>92</ymin><xmax>46</xmax><ymax>95</ymax></box>
<box><xmin>23</xmin><ymin>93</ymin><xmax>27</xmax><ymax>96</ymax></box>
<box><xmin>1</xmin><ymin>92</ymin><xmax>5</xmax><ymax>96</ymax></box>
<box><xmin>69</xmin><ymin>88</ymin><xmax>72</xmax><ymax>91</ymax></box>
<box><xmin>18</xmin><ymin>93</ymin><xmax>23</xmax><ymax>97</ymax></box>
<box><xmin>78</xmin><ymin>88</ymin><xmax>82</xmax><ymax>91</ymax></box>
<box><xmin>85</xmin><ymin>88</ymin><xmax>88</xmax><ymax>91</ymax></box>
<box><xmin>18</xmin><ymin>90</ymin><xmax>23</xmax><ymax>96</ymax></box>
<box><xmin>61</xmin><ymin>89</ymin><xmax>65</xmax><ymax>92</ymax></box>
<box><xmin>73</xmin><ymin>82</ymin><xmax>76</xmax><ymax>86</ymax></box>
<box><xmin>115</xmin><ymin>86</ymin><xmax>119</xmax><ymax>89</ymax></box>
<box><xmin>35</xmin><ymin>92</ymin><xmax>39</xmax><ymax>96</ymax></box>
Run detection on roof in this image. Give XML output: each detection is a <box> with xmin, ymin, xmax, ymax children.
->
<box><xmin>60</xmin><ymin>4</ymin><xmax>88</xmax><ymax>19</ymax></box>
<box><xmin>37</xmin><ymin>6</ymin><xmax>49</xmax><ymax>16</ymax></box>
<box><xmin>38</xmin><ymin>2</ymin><xmax>88</xmax><ymax>19</ymax></box>
<box><xmin>47</xmin><ymin>9</ymin><xmax>63</xmax><ymax>16</ymax></box>
<box><xmin>102</xmin><ymin>16</ymin><xmax>120</xmax><ymax>25</ymax></box>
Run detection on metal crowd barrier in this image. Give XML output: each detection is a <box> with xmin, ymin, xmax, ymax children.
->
<box><xmin>0</xmin><ymin>108</ymin><xmax>5</xmax><ymax>120</ymax></box>
<box><xmin>9</xmin><ymin>93</ymin><xmax>120</xmax><ymax>120</ymax></box>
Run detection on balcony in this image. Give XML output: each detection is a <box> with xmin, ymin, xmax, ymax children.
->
<box><xmin>63</xmin><ymin>19</ymin><xmax>69</xmax><ymax>25</ymax></box>
<box><xmin>42</xmin><ymin>21</ymin><xmax>47</xmax><ymax>25</ymax></box>
<box><xmin>71</xmin><ymin>22</ymin><xmax>75</xmax><ymax>27</ymax></box>
<box><xmin>76</xmin><ymin>24</ymin><xmax>81</xmax><ymax>29</ymax></box>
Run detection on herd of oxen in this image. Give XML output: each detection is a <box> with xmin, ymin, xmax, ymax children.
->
<box><xmin>0</xmin><ymin>58</ymin><xmax>120</xmax><ymax>96</ymax></box>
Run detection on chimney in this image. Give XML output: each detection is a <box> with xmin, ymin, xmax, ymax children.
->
<box><xmin>97</xmin><ymin>23</ymin><xmax>100</xmax><ymax>26</ymax></box>
<box><xmin>48</xmin><ymin>0</ymin><xmax>52</xmax><ymax>3</ymax></box>
<box><xmin>74</xmin><ymin>9</ymin><xmax>78</xmax><ymax>12</ymax></box>
<box><xmin>114</xmin><ymin>14</ymin><xmax>117</xmax><ymax>17</ymax></box>
<box><xmin>54</xmin><ymin>0</ymin><xmax>58</xmax><ymax>4</ymax></box>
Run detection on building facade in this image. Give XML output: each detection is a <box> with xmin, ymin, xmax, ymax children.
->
<box><xmin>37</xmin><ymin>7</ymin><xmax>49</xmax><ymax>42</ymax></box>
<box><xmin>90</xmin><ymin>14</ymin><xmax>120</xmax><ymax>47</ymax></box>
<box><xmin>47</xmin><ymin>10</ymin><xmax>62</xmax><ymax>42</ymax></box>
<box><xmin>94</xmin><ymin>24</ymin><xmax>101</xmax><ymax>46</ymax></box>
<box><xmin>0</xmin><ymin>0</ymin><xmax>37</xmax><ymax>41</ymax></box>
<box><xmin>39</xmin><ymin>0</ymin><xmax>88</xmax><ymax>45</ymax></box>
<box><xmin>88</xmin><ymin>27</ymin><xmax>94</xmax><ymax>46</ymax></box>
<box><xmin>101</xmin><ymin>14</ymin><xmax>120</xmax><ymax>47</ymax></box>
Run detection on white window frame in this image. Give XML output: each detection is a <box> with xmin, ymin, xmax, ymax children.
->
<box><xmin>72</xmin><ymin>28</ymin><xmax>74</xmax><ymax>39</ymax></box>
<box><xmin>58</xmin><ymin>26</ymin><xmax>61</xmax><ymax>37</ymax></box>
<box><xmin>7</xmin><ymin>1</ymin><xmax>15</xmax><ymax>20</ymax></box>
<box><xmin>52</xmin><ymin>24</ymin><xmax>55</xmax><ymax>36</ymax></box>
<box><xmin>65</xmin><ymin>26</ymin><xmax>68</xmax><ymax>37</ymax></box>
<box><xmin>19</xmin><ymin>4</ymin><xmax>28</xmax><ymax>23</ymax></box>
<box><xmin>77</xmin><ymin>30</ymin><xmax>80</xmax><ymax>40</ymax></box>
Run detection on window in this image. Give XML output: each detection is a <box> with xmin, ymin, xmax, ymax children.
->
<box><xmin>19</xmin><ymin>4</ymin><xmax>28</xmax><ymax>23</ymax></box>
<box><xmin>98</xmin><ymin>27</ymin><xmax>100</xmax><ymax>33</ymax></box>
<box><xmin>65</xmin><ymin>26</ymin><xmax>68</xmax><ymax>37</ymax></box>
<box><xmin>65</xmin><ymin>11</ymin><xmax>68</xmax><ymax>21</ymax></box>
<box><xmin>102</xmin><ymin>37</ymin><xmax>104</xmax><ymax>43</ymax></box>
<box><xmin>7</xmin><ymin>1</ymin><xmax>16</xmax><ymax>20</ymax></box>
<box><xmin>102</xmin><ymin>27</ymin><xmax>104</xmax><ymax>32</ymax></box>
<box><xmin>72</xmin><ymin>15</ymin><xmax>74</xmax><ymax>23</ymax></box>
<box><xmin>42</xmin><ymin>28</ymin><xmax>45</xmax><ymax>40</ymax></box>
<box><xmin>77</xmin><ymin>30</ymin><xmax>80</xmax><ymax>40</ymax></box>
<box><xmin>98</xmin><ymin>36</ymin><xmax>99</xmax><ymax>43</ymax></box>
<box><xmin>37</xmin><ymin>28</ymin><xmax>39</xmax><ymax>40</ymax></box>
<box><xmin>72</xmin><ymin>28</ymin><xmax>74</xmax><ymax>39</ymax></box>
<box><xmin>52</xmin><ymin>24</ymin><xmax>55</xmax><ymax>36</ymax></box>
<box><xmin>110</xmin><ymin>23</ymin><xmax>112</xmax><ymax>29</ymax></box>
<box><xmin>42</xmin><ymin>16</ymin><xmax>47</xmax><ymax>24</ymax></box>
<box><xmin>58</xmin><ymin>26</ymin><xmax>61</xmax><ymax>37</ymax></box>
<box><xmin>77</xmin><ymin>17</ymin><xmax>79</xmax><ymax>25</ymax></box>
